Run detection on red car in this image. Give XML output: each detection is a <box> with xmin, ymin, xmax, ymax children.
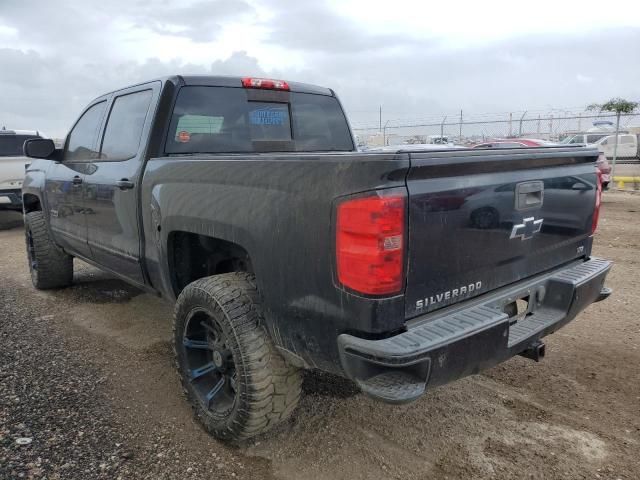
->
<box><xmin>473</xmin><ymin>140</ymin><xmax>611</xmax><ymax>189</ymax></box>
<box><xmin>472</xmin><ymin>138</ymin><xmax>556</xmax><ymax>148</ymax></box>
<box><xmin>597</xmin><ymin>152</ymin><xmax>612</xmax><ymax>189</ymax></box>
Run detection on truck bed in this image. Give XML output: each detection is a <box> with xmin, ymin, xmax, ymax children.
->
<box><xmin>141</xmin><ymin>145</ymin><xmax>600</xmax><ymax>372</ymax></box>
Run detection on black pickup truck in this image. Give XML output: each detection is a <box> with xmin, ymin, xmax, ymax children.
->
<box><xmin>21</xmin><ymin>75</ymin><xmax>611</xmax><ymax>442</ymax></box>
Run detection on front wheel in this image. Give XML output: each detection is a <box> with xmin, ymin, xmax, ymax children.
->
<box><xmin>24</xmin><ymin>211</ymin><xmax>73</xmax><ymax>289</ymax></box>
<box><xmin>174</xmin><ymin>272</ymin><xmax>302</xmax><ymax>442</ymax></box>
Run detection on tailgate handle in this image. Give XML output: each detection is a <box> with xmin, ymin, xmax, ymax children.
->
<box><xmin>515</xmin><ymin>181</ymin><xmax>544</xmax><ymax>210</ymax></box>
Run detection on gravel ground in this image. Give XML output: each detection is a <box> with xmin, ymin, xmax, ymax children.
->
<box><xmin>1</xmin><ymin>192</ymin><xmax>639</xmax><ymax>479</ymax></box>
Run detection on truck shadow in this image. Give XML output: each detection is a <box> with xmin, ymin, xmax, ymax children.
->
<box><xmin>302</xmin><ymin>370</ymin><xmax>360</xmax><ymax>398</ymax></box>
<box><xmin>0</xmin><ymin>211</ymin><xmax>23</xmax><ymax>231</ymax></box>
<box><xmin>70</xmin><ymin>266</ymin><xmax>144</xmax><ymax>304</ymax></box>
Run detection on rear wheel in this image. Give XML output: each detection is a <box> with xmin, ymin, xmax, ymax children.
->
<box><xmin>174</xmin><ymin>272</ymin><xmax>302</xmax><ymax>442</ymax></box>
<box><xmin>24</xmin><ymin>211</ymin><xmax>73</xmax><ymax>289</ymax></box>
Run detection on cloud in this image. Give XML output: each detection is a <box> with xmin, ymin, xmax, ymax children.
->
<box><xmin>275</xmin><ymin>28</ymin><xmax>640</xmax><ymax>127</ymax></box>
<box><xmin>0</xmin><ymin>0</ymin><xmax>639</xmax><ymax>137</ymax></box>
<box><xmin>130</xmin><ymin>0</ymin><xmax>254</xmax><ymax>42</ymax></box>
<box><xmin>576</xmin><ymin>74</ymin><xmax>593</xmax><ymax>84</ymax></box>
<box><xmin>264</xmin><ymin>1</ymin><xmax>422</xmax><ymax>53</ymax></box>
<box><xmin>0</xmin><ymin>49</ymin><xmax>265</xmax><ymax>136</ymax></box>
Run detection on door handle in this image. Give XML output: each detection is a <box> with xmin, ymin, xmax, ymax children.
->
<box><xmin>116</xmin><ymin>179</ymin><xmax>135</xmax><ymax>190</ymax></box>
<box><xmin>72</xmin><ymin>176</ymin><xmax>83</xmax><ymax>185</ymax></box>
<box><xmin>515</xmin><ymin>181</ymin><xmax>544</xmax><ymax>210</ymax></box>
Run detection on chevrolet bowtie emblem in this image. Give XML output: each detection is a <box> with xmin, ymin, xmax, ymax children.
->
<box><xmin>510</xmin><ymin>217</ymin><xmax>543</xmax><ymax>241</ymax></box>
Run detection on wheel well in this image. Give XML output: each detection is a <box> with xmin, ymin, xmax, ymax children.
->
<box><xmin>23</xmin><ymin>194</ymin><xmax>42</xmax><ymax>213</ymax></box>
<box><xmin>168</xmin><ymin>231</ymin><xmax>253</xmax><ymax>295</ymax></box>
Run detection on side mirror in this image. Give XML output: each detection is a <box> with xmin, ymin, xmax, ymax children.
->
<box><xmin>24</xmin><ymin>138</ymin><xmax>56</xmax><ymax>159</ymax></box>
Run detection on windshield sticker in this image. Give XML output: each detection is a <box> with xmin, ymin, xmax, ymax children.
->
<box><xmin>177</xmin><ymin>130</ymin><xmax>191</xmax><ymax>143</ymax></box>
<box><xmin>249</xmin><ymin>107</ymin><xmax>287</xmax><ymax>126</ymax></box>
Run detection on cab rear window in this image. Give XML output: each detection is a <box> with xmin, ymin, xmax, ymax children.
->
<box><xmin>165</xmin><ymin>86</ymin><xmax>353</xmax><ymax>154</ymax></box>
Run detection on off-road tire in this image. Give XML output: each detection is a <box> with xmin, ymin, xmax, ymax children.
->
<box><xmin>174</xmin><ymin>272</ymin><xmax>302</xmax><ymax>442</ymax></box>
<box><xmin>24</xmin><ymin>211</ymin><xmax>73</xmax><ymax>289</ymax></box>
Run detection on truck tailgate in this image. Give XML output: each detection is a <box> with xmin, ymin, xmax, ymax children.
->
<box><xmin>405</xmin><ymin>146</ymin><xmax>600</xmax><ymax>319</ymax></box>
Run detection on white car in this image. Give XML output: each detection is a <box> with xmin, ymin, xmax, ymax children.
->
<box><xmin>0</xmin><ymin>129</ymin><xmax>43</xmax><ymax>210</ymax></box>
<box><xmin>591</xmin><ymin>134</ymin><xmax>639</xmax><ymax>160</ymax></box>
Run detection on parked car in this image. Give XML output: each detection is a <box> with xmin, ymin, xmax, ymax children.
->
<box><xmin>426</xmin><ymin>135</ymin><xmax>450</xmax><ymax>144</ymax></box>
<box><xmin>21</xmin><ymin>75</ymin><xmax>611</xmax><ymax>442</ymax></box>
<box><xmin>472</xmin><ymin>138</ymin><xmax>557</xmax><ymax>148</ymax></box>
<box><xmin>366</xmin><ymin>143</ymin><xmax>465</xmax><ymax>152</ymax></box>
<box><xmin>0</xmin><ymin>128</ymin><xmax>42</xmax><ymax>210</ymax></box>
<box><xmin>561</xmin><ymin>132</ymin><xmax>612</xmax><ymax>145</ymax></box>
<box><xmin>591</xmin><ymin>134</ymin><xmax>639</xmax><ymax>160</ymax></box>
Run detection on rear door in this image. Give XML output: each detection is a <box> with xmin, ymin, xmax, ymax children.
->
<box><xmin>45</xmin><ymin>100</ymin><xmax>107</xmax><ymax>256</ymax></box>
<box><xmin>618</xmin><ymin>135</ymin><xmax>637</xmax><ymax>158</ymax></box>
<box><xmin>404</xmin><ymin>147</ymin><xmax>599</xmax><ymax>318</ymax></box>
<box><xmin>599</xmin><ymin>135</ymin><xmax>636</xmax><ymax>158</ymax></box>
<box><xmin>83</xmin><ymin>83</ymin><xmax>158</xmax><ymax>284</ymax></box>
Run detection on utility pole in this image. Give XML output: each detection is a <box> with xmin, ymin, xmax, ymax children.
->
<box><xmin>508</xmin><ymin>112</ymin><xmax>513</xmax><ymax>137</ymax></box>
<box><xmin>440</xmin><ymin>116</ymin><xmax>447</xmax><ymax>142</ymax></box>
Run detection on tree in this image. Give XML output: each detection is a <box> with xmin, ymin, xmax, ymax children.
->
<box><xmin>588</xmin><ymin>98</ymin><xmax>639</xmax><ymax>175</ymax></box>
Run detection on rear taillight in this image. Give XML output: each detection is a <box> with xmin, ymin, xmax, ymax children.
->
<box><xmin>241</xmin><ymin>77</ymin><xmax>290</xmax><ymax>91</ymax></box>
<box><xmin>336</xmin><ymin>192</ymin><xmax>406</xmax><ymax>295</ymax></box>
<box><xmin>592</xmin><ymin>168</ymin><xmax>602</xmax><ymax>234</ymax></box>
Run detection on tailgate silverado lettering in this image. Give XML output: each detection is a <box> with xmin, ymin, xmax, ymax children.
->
<box><xmin>416</xmin><ymin>281</ymin><xmax>483</xmax><ymax>310</ymax></box>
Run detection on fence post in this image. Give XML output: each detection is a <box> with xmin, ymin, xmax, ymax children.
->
<box><xmin>612</xmin><ymin>112</ymin><xmax>621</xmax><ymax>177</ymax></box>
<box><xmin>508</xmin><ymin>113</ymin><xmax>513</xmax><ymax>137</ymax></box>
<box><xmin>519</xmin><ymin>111</ymin><xmax>527</xmax><ymax>137</ymax></box>
<box><xmin>441</xmin><ymin>116</ymin><xmax>446</xmax><ymax>142</ymax></box>
<box><xmin>537</xmin><ymin>115</ymin><xmax>541</xmax><ymax>135</ymax></box>
<box><xmin>383</xmin><ymin>120</ymin><xmax>390</xmax><ymax>146</ymax></box>
<box><xmin>459</xmin><ymin>110</ymin><xmax>463</xmax><ymax>142</ymax></box>
<box><xmin>548</xmin><ymin>115</ymin><xmax>554</xmax><ymax>140</ymax></box>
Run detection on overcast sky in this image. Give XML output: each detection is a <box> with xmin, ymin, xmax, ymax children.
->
<box><xmin>1</xmin><ymin>0</ymin><xmax>639</xmax><ymax>137</ymax></box>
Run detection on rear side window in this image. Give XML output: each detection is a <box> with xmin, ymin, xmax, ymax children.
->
<box><xmin>0</xmin><ymin>135</ymin><xmax>41</xmax><ymax>157</ymax></box>
<box><xmin>621</xmin><ymin>135</ymin><xmax>635</xmax><ymax>144</ymax></box>
<box><xmin>165</xmin><ymin>86</ymin><xmax>353</xmax><ymax>154</ymax></box>
<box><xmin>100</xmin><ymin>90</ymin><xmax>153</xmax><ymax>161</ymax></box>
<box><xmin>586</xmin><ymin>134</ymin><xmax>606</xmax><ymax>143</ymax></box>
<box><xmin>65</xmin><ymin>101</ymin><xmax>107</xmax><ymax>161</ymax></box>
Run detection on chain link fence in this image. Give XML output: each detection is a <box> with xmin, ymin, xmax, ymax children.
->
<box><xmin>351</xmin><ymin>109</ymin><xmax>640</xmax><ymax>153</ymax></box>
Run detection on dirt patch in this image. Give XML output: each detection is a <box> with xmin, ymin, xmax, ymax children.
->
<box><xmin>1</xmin><ymin>191</ymin><xmax>639</xmax><ymax>479</ymax></box>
